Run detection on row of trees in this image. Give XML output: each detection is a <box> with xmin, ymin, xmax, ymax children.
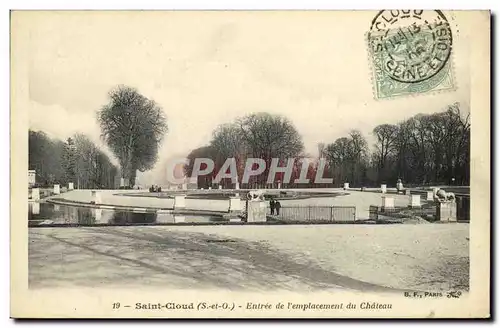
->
<box><xmin>29</xmin><ymin>130</ymin><xmax>118</xmax><ymax>189</ymax></box>
<box><xmin>185</xmin><ymin>113</ymin><xmax>309</xmax><ymax>188</ymax></box>
<box><xmin>30</xmin><ymin>82</ymin><xmax>469</xmax><ymax>190</ymax></box>
<box><xmin>185</xmin><ymin>103</ymin><xmax>470</xmax><ymax>188</ymax></box>
<box><xmin>367</xmin><ymin>103</ymin><xmax>470</xmax><ymax>186</ymax></box>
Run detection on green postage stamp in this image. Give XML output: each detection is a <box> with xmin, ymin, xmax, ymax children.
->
<box><xmin>367</xmin><ymin>10</ymin><xmax>455</xmax><ymax>99</ymax></box>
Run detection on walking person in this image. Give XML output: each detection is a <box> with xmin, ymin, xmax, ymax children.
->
<box><xmin>275</xmin><ymin>200</ymin><xmax>281</xmax><ymax>216</ymax></box>
<box><xmin>269</xmin><ymin>198</ymin><xmax>275</xmax><ymax>215</ymax></box>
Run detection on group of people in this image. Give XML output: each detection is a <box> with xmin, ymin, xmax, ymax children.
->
<box><xmin>149</xmin><ymin>185</ymin><xmax>162</xmax><ymax>192</ymax></box>
<box><xmin>269</xmin><ymin>198</ymin><xmax>282</xmax><ymax>215</ymax></box>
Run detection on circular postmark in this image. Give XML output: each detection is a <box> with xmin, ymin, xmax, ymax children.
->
<box><xmin>369</xmin><ymin>10</ymin><xmax>453</xmax><ymax>83</ymax></box>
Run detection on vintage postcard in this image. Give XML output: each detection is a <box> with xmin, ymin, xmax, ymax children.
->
<box><xmin>11</xmin><ymin>10</ymin><xmax>490</xmax><ymax>318</ymax></box>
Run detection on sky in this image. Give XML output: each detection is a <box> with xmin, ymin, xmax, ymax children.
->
<box><xmin>21</xmin><ymin>11</ymin><xmax>471</xmax><ymax>184</ymax></box>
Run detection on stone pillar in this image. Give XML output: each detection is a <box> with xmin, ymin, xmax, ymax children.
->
<box><xmin>219</xmin><ymin>185</ymin><xmax>222</xmax><ymax>190</ymax></box>
<box><xmin>53</xmin><ymin>184</ymin><xmax>60</xmax><ymax>195</ymax></box>
<box><xmin>381</xmin><ymin>184</ymin><xmax>387</xmax><ymax>194</ymax></box>
<box><xmin>410</xmin><ymin>195</ymin><xmax>421</xmax><ymax>208</ymax></box>
<box><xmin>246</xmin><ymin>200</ymin><xmax>267</xmax><ymax>222</ymax></box>
<box><xmin>94</xmin><ymin>208</ymin><xmax>102</xmax><ymax>222</ymax></box>
<box><xmin>31</xmin><ymin>202</ymin><xmax>40</xmax><ymax>215</ymax></box>
<box><xmin>343</xmin><ymin>182</ymin><xmax>349</xmax><ymax>190</ymax></box>
<box><xmin>235</xmin><ymin>182</ymin><xmax>240</xmax><ymax>190</ymax></box>
<box><xmin>120</xmin><ymin>178</ymin><xmax>125</xmax><ymax>187</ymax></box>
<box><xmin>426</xmin><ymin>191</ymin><xmax>434</xmax><ymax>201</ymax></box>
<box><xmin>182</xmin><ymin>183</ymin><xmax>187</xmax><ymax>190</ymax></box>
<box><xmin>381</xmin><ymin>196</ymin><xmax>394</xmax><ymax>211</ymax></box>
<box><xmin>229</xmin><ymin>196</ymin><xmax>242</xmax><ymax>213</ymax></box>
<box><xmin>31</xmin><ymin>188</ymin><xmax>40</xmax><ymax>201</ymax></box>
<box><xmin>436</xmin><ymin>202</ymin><xmax>457</xmax><ymax>222</ymax></box>
<box><xmin>278</xmin><ymin>182</ymin><xmax>281</xmax><ymax>189</ymax></box>
<box><xmin>173</xmin><ymin>194</ymin><xmax>186</xmax><ymax>210</ymax></box>
<box><xmin>68</xmin><ymin>182</ymin><xmax>74</xmax><ymax>190</ymax></box>
<box><xmin>91</xmin><ymin>190</ymin><xmax>102</xmax><ymax>204</ymax></box>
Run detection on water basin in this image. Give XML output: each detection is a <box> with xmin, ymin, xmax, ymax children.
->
<box><xmin>28</xmin><ymin>202</ymin><xmax>227</xmax><ymax>227</ymax></box>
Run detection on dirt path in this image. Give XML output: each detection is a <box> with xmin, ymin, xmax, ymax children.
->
<box><xmin>29</xmin><ymin>224</ymin><xmax>469</xmax><ymax>292</ymax></box>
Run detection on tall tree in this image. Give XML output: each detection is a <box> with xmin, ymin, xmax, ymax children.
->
<box><xmin>73</xmin><ymin>133</ymin><xmax>118</xmax><ymax>189</ymax></box>
<box><xmin>205</xmin><ymin>113</ymin><xmax>304</xmax><ymax>187</ymax></box>
<box><xmin>28</xmin><ymin>130</ymin><xmax>66</xmax><ymax>186</ymax></box>
<box><xmin>372</xmin><ymin>124</ymin><xmax>399</xmax><ymax>183</ymax></box>
<box><xmin>97</xmin><ymin>85</ymin><xmax>168</xmax><ymax>187</ymax></box>
<box><xmin>184</xmin><ymin>145</ymin><xmax>217</xmax><ymax>189</ymax></box>
<box><xmin>29</xmin><ymin>130</ymin><xmax>51</xmax><ymax>185</ymax></box>
<box><xmin>210</xmin><ymin>123</ymin><xmax>247</xmax><ymax>186</ymax></box>
<box><xmin>323</xmin><ymin>130</ymin><xmax>368</xmax><ymax>187</ymax></box>
<box><xmin>236</xmin><ymin>113</ymin><xmax>304</xmax><ymax>160</ymax></box>
<box><xmin>324</xmin><ymin>137</ymin><xmax>351</xmax><ymax>186</ymax></box>
<box><xmin>348</xmin><ymin>130</ymin><xmax>369</xmax><ymax>186</ymax></box>
<box><xmin>236</xmin><ymin>112</ymin><xmax>304</xmax><ymax>186</ymax></box>
<box><xmin>62</xmin><ymin>137</ymin><xmax>77</xmax><ymax>184</ymax></box>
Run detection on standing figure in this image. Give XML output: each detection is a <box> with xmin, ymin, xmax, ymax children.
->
<box><xmin>269</xmin><ymin>198</ymin><xmax>276</xmax><ymax>215</ymax></box>
<box><xmin>275</xmin><ymin>201</ymin><xmax>282</xmax><ymax>216</ymax></box>
<box><xmin>396</xmin><ymin>179</ymin><xmax>403</xmax><ymax>193</ymax></box>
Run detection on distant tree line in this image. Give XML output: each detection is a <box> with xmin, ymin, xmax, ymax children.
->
<box><xmin>185</xmin><ymin>103</ymin><xmax>470</xmax><ymax>189</ymax></box>
<box><xmin>29</xmin><ymin>130</ymin><xmax>118</xmax><ymax>189</ymax></box>
<box><xmin>365</xmin><ymin>102</ymin><xmax>470</xmax><ymax>187</ymax></box>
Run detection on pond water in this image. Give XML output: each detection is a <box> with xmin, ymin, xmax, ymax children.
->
<box><xmin>28</xmin><ymin>202</ymin><xmax>226</xmax><ymax>227</ymax></box>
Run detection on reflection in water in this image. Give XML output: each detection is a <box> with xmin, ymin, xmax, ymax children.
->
<box><xmin>95</xmin><ymin>208</ymin><xmax>102</xmax><ymax>222</ymax></box>
<box><xmin>29</xmin><ymin>202</ymin><xmax>40</xmax><ymax>215</ymax></box>
<box><xmin>28</xmin><ymin>203</ymin><xmax>225</xmax><ymax>226</ymax></box>
<box><xmin>109</xmin><ymin>211</ymin><xmax>157</xmax><ymax>225</ymax></box>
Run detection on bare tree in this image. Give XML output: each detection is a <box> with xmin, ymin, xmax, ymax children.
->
<box><xmin>97</xmin><ymin>85</ymin><xmax>168</xmax><ymax>187</ymax></box>
<box><xmin>323</xmin><ymin>130</ymin><xmax>368</xmax><ymax>187</ymax></box>
<box><xmin>237</xmin><ymin>113</ymin><xmax>304</xmax><ymax>160</ymax></box>
<box><xmin>386</xmin><ymin>103</ymin><xmax>470</xmax><ymax>186</ymax></box>
<box><xmin>184</xmin><ymin>145</ymin><xmax>217</xmax><ymax>188</ymax></box>
<box><xmin>205</xmin><ymin>113</ymin><xmax>304</xmax><ymax>187</ymax></box>
<box><xmin>29</xmin><ymin>130</ymin><xmax>66</xmax><ymax>186</ymax></box>
<box><xmin>211</xmin><ymin>124</ymin><xmax>245</xmax><ymax>164</ymax></box>
<box><xmin>372</xmin><ymin>124</ymin><xmax>399</xmax><ymax>183</ymax></box>
<box><xmin>236</xmin><ymin>113</ymin><xmax>304</xmax><ymax>186</ymax></box>
<box><xmin>324</xmin><ymin>137</ymin><xmax>353</xmax><ymax>186</ymax></box>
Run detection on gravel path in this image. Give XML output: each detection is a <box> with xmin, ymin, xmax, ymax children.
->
<box><xmin>29</xmin><ymin>223</ymin><xmax>469</xmax><ymax>292</ymax></box>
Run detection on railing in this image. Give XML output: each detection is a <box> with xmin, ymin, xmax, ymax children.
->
<box><xmin>369</xmin><ymin>200</ymin><xmax>470</xmax><ymax>222</ymax></box>
<box><xmin>274</xmin><ymin>206</ymin><xmax>356</xmax><ymax>222</ymax></box>
<box><xmin>369</xmin><ymin>205</ymin><xmax>379</xmax><ymax>221</ymax></box>
<box><xmin>369</xmin><ymin>205</ymin><xmax>437</xmax><ymax>221</ymax></box>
